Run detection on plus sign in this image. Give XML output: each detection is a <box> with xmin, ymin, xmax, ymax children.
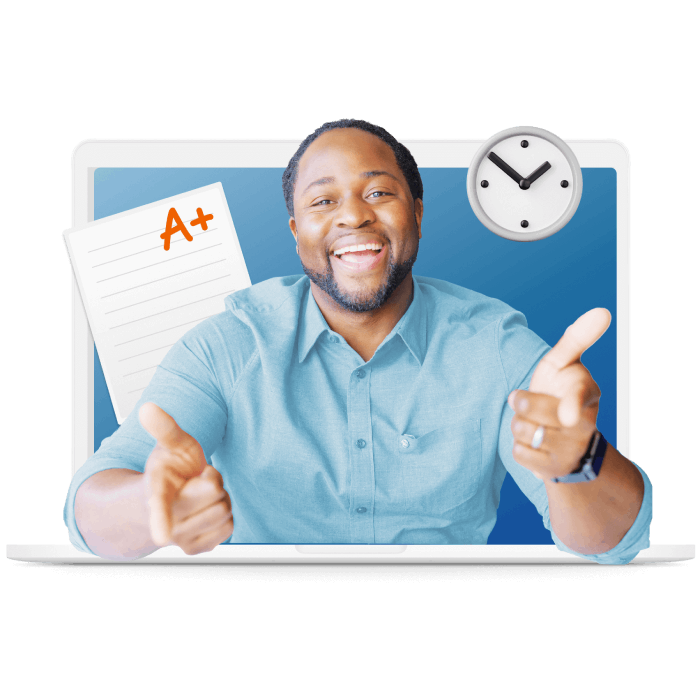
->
<box><xmin>190</xmin><ymin>208</ymin><xmax>214</xmax><ymax>231</ymax></box>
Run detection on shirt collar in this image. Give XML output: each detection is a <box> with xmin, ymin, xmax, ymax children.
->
<box><xmin>297</xmin><ymin>276</ymin><xmax>428</xmax><ymax>365</ymax></box>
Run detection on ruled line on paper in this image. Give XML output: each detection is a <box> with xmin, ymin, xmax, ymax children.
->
<box><xmin>109</xmin><ymin>290</ymin><xmax>237</xmax><ymax>330</ymax></box>
<box><xmin>91</xmin><ymin>229</ymin><xmax>216</xmax><ymax>268</ymax></box>
<box><xmin>119</xmin><ymin>344</ymin><xmax>176</xmax><ymax>362</ymax></box>
<box><xmin>106</xmin><ymin>274</ymin><xmax>231</xmax><ymax>314</ymax></box>
<box><xmin>101</xmin><ymin>260</ymin><xmax>227</xmax><ymax>299</ymax></box>
<box><xmin>123</xmin><ymin>365</ymin><xmax>159</xmax><ymax>378</ymax></box>
<box><xmin>88</xmin><ymin>226</ymin><xmax>165</xmax><ymax>253</ymax></box>
<box><xmin>113</xmin><ymin>315</ymin><xmax>214</xmax><ymax>346</ymax></box>
<box><xmin>96</xmin><ymin>243</ymin><xmax>223</xmax><ymax>283</ymax></box>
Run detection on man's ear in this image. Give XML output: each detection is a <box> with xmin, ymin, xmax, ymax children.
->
<box><xmin>289</xmin><ymin>217</ymin><xmax>297</xmax><ymax>243</ymax></box>
<box><xmin>414</xmin><ymin>199</ymin><xmax>423</xmax><ymax>239</ymax></box>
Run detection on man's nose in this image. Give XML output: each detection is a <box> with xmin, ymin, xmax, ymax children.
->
<box><xmin>334</xmin><ymin>194</ymin><xmax>375</xmax><ymax>228</ymax></box>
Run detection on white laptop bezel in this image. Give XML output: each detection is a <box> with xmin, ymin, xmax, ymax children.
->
<box><xmin>58</xmin><ymin>138</ymin><xmax>672</xmax><ymax>563</ymax></box>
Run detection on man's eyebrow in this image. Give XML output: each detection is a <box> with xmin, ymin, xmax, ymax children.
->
<box><xmin>301</xmin><ymin>170</ymin><xmax>400</xmax><ymax>195</ymax></box>
<box><xmin>302</xmin><ymin>176</ymin><xmax>335</xmax><ymax>194</ymax></box>
<box><xmin>360</xmin><ymin>170</ymin><xmax>400</xmax><ymax>183</ymax></box>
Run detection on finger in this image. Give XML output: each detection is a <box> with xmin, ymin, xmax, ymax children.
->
<box><xmin>511</xmin><ymin>415</ymin><xmax>559</xmax><ymax>451</ymax></box>
<box><xmin>508</xmin><ymin>390</ymin><xmax>562</xmax><ymax>427</ymax></box>
<box><xmin>171</xmin><ymin>472</ymin><xmax>228</xmax><ymax>521</ymax></box>
<box><xmin>544</xmin><ymin>308</ymin><xmax>611</xmax><ymax>371</ymax></box>
<box><xmin>181</xmin><ymin>516</ymin><xmax>234</xmax><ymax>556</ymax></box>
<box><xmin>139</xmin><ymin>402</ymin><xmax>201</xmax><ymax>455</ymax></box>
<box><xmin>513</xmin><ymin>440</ymin><xmax>551</xmax><ymax>473</ymax></box>
<box><xmin>200</xmin><ymin>464</ymin><xmax>225</xmax><ymax>488</ymax></box>
<box><xmin>558</xmin><ymin>380</ymin><xmax>596</xmax><ymax>428</ymax></box>
<box><xmin>177</xmin><ymin>500</ymin><xmax>231</xmax><ymax>541</ymax></box>
<box><xmin>557</xmin><ymin>365</ymin><xmax>601</xmax><ymax>427</ymax></box>
<box><xmin>171</xmin><ymin>497</ymin><xmax>232</xmax><ymax>544</ymax></box>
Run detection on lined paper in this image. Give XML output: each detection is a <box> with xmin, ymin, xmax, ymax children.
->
<box><xmin>64</xmin><ymin>182</ymin><xmax>251</xmax><ymax>424</ymax></box>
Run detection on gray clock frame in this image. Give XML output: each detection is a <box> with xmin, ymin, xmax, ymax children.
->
<box><xmin>466</xmin><ymin>125</ymin><xmax>584</xmax><ymax>242</ymax></box>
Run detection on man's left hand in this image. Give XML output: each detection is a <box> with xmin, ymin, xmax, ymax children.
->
<box><xmin>509</xmin><ymin>308</ymin><xmax>612</xmax><ymax>481</ymax></box>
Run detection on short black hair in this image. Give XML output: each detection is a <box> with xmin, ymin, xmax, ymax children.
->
<box><xmin>282</xmin><ymin>118</ymin><xmax>423</xmax><ymax>218</ymax></box>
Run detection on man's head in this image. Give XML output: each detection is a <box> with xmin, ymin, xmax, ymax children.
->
<box><xmin>282</xmin><ymin>120</ymin><xmax>423</xmax><ymax>218</ymax></box>
<box><xmin>284</xmin><ymin>119</ymin><xmax>424</xmax><ymax>313</ymax></box>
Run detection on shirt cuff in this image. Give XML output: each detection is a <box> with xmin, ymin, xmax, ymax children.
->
<box><xmin>549</xmin><ymin>461</ymin><xmax>652</xmax><ymax>565</ymax></box>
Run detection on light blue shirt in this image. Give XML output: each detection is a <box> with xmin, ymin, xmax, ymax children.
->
<box><xmin>64</xmin><ymin>275</ymin><xmax>652</xmax><ymax>563</ymax></box>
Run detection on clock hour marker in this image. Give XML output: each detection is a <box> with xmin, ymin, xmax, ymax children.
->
<box><xmin>481</xmin><ymin>180</ymin><xmax>489</xmax><ymax>188</ymax></box>
<box><xmin>561</xmin><ymin>180</ymin><xmax>569</xmax><ymax>188</ymax></box>
<box><xmin>521</xmin><ymin>140</ymin><xmax>529</xmax><ymax>148</ymax></box>
<box><xmin>521</xmin><ymin>220</ymin><xmax>529</xmax><ymax>228</ymax></box>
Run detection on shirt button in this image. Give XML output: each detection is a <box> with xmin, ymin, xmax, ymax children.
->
<box><xmin>329</xmin><ymin>335</ymin><xmax>339</xmax><ymax>344</ymax></box>
<box><xmin>401</xmin><ymin>439</ymin><xmax>410</xmax><ymax>448</ymax></box>
<box><xmin>356</xmin><ymin>439</ymin><xmax>366</xmax><ymax>449</ymax></box>
<box><xmin>356</xmin><ymin>507</ymin><xmax>367</xmax><ymax>514</ymax></box>
<box><xmin>356</xmin><ymin>369</ymin><xmax>366</xmax><ymax>379</ymax></box>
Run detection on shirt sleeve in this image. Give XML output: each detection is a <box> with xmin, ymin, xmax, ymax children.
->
<box><xmin>494</xmin><ymin>310</ymin><xmax>653</xmax><ymax>565</ymax></box>
<box><xmin>63</xmin><ymin>315</ymin><xmax>243</xmax><ymax>554</ymax></box>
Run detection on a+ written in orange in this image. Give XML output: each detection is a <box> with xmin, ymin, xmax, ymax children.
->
<box><xmin>161</xmin><ymin>207</ymin><xmax>214</xmax><ymax>251</ymax></box>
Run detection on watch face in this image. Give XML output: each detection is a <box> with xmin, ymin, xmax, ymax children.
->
<box><xmin>467</xmin><ymin>126</ymin><xmax>583</xmax><ymax>242</ymax></box>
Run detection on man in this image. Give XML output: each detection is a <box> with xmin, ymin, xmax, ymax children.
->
<box><xmin>65</xmin><ymin>119</ymin><xmax>651</xmax><ymax>563</ymax></box>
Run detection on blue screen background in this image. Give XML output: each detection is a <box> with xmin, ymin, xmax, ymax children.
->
<box><xmin>94</xmin><ymin>166</ymin><xmax>617</xmax><ymax>545</ymax></box>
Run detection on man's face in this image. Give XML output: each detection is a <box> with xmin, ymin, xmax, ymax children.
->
<box><xmin>290</xmin><ymin>128</ymin><xmax>423</xmax><ymax>312</ymax></box>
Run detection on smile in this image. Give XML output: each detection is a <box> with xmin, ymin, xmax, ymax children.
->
<box><xmin>331</xmin><ymin>245</ymin><xmax>389</xmax><ymax>272</ymax></box>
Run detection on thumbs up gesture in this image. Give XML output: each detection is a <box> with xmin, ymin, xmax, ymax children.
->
<box><xmin>139</xmin><ymin>402</ymin><xmax>233</xmax><ymax>554</ymax></box>
<box><xmin>508</xmin><ymin>308</ymin><xmax>612</xmax><ymax>481</ymax></box>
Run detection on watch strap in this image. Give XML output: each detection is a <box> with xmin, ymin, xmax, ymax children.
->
<box><xmin>551</xmin><ymin>431</ymin><xmax>607</xmax><ymax>483</ymax></box>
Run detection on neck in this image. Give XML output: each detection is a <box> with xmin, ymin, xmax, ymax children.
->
<box><xmin>310</xmin><ymin>274</ymin><xmax>414</xmax><ymax>363</ymax></box>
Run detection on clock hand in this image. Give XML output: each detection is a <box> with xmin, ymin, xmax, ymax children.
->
<box><xmin>520</xmin><ymin>161</ymin><xmax>552</xmax><ymax>189</ymax></box>
<box><xmin>487</xmin><ymin>151</ymin><xmax>523</xmax><ymax>185</ymax></box>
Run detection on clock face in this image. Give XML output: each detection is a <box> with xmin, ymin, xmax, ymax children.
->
<box><xmin>467</xmin><ymin>127</ymin><xmax>583</xmax><ymax>242</ymax></box>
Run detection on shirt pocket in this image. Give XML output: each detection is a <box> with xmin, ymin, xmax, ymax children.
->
<box><xmin>397</xmin><ymin>410</ymin><xmax>482</xmax><ymax>516</ymax></box>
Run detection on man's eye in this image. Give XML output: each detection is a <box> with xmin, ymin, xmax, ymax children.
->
<box><xmin>314</xmin><ymin>199</ymin><xmax>332</xmax><ymax>206</ymax></box>
<box><xmin>369</xmin><ymin>191</ymin><xmax>390</xmax><ymax>198</ymax></box>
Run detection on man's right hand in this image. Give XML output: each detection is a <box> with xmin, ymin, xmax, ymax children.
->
<box><xmin>139</xmin><ymin>402</ymin><xmax>233</xmax><ymax>555</ymax></box>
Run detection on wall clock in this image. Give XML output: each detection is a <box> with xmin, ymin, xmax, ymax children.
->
<box><xmin>466</xmin><ymin>126</ymin><xmax>583</xmax><ymax>241</ymax></box>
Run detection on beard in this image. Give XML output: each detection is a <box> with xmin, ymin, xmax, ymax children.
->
<box><xmin>301</xmin><ymin>240</ymin><xmax>419</xmax><ymax>313</ymax></box>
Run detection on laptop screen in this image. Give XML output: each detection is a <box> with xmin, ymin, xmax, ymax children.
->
<box><xmin>91</xmin><ymin>165</ymin><xmax>618</xmax><ymax>545</ymax></box>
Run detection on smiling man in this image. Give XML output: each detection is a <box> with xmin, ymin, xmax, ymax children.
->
<box><xmin>65</xmin><ymin>119</ymin><xmax>651</xmax><ymax>563</ymax></box>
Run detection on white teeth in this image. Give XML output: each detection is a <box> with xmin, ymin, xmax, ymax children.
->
<box><xmin>334</xmin><ymin>242</ymin><xmax>383</xmax><ymax>257</ymax></box>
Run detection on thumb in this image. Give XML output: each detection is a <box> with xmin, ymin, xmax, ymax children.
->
<box><xmin>139</xmin><ymin>402</ymin><xmax>206</xmax><ymax>546</ymax></box>
<box><xmin>545</xmin><ymin>308</ymin><xmax>612</xmax><ymax>371</ymax></box>
<box><xmin>140</xmin><ymin>402</ymin><xmax>196</xmax><ymax>452</ymax></box>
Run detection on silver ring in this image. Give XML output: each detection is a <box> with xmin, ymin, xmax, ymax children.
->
<box><xmin>531</xmin><ymin>425</ymin><xmax>545</xmax><ymax>450</ymax></box>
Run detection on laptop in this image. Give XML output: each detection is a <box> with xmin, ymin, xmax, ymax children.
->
<box><xmin>7</xmin><ymin>138</ymin><xmax>694</xmax><ymax>564</ymax></box>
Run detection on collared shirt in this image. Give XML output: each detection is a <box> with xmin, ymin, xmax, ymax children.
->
<box><xmin>64</xmin><ymin>275</ymin><xmax>652</xmax><ymax>563</ymax></box>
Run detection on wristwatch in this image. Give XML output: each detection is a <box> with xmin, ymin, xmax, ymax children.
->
<box><xmin>551</xmin><ymin>430</ymin><xmax>607</xmax><ymax>483</ymax></box>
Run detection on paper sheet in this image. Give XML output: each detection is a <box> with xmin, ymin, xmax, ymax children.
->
<box><xmin>64</xmin><ymin>182</ymin><xmax>251</xmax><ymax>424</ymax></box>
